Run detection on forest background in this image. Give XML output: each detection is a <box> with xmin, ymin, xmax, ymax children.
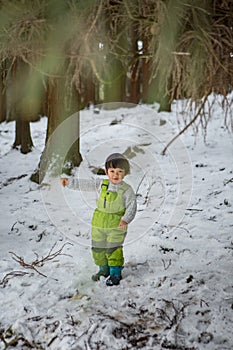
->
<box><xmin>0</xmin><ymin>0</ymin><xmax>232</xmax><ymax>180</ymax></box>
<box><xmin>0</xmin><ymin>2</ymin><xmax>233</xmax><ymax>349</ymax></box>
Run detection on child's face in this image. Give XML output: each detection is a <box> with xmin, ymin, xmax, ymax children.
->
<box><xmin>106</xmin><ymin>167</ymin><xmax>126</xmax><ymax>184</ymax></box>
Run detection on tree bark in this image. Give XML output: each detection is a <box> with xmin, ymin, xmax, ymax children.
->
<box><xmin>82</xmin><ymin>65</ymin><xmax>98</xmax><ymax>107</ymax></box>
<box><xmin>129</xmin><ymin>24</ymin><xmax>140</xmax><ymax>104</ymax></box>
<box><xmin>13</xmin><ymin>120</ymin><xmax>33</xmax><ymax>154</ymax></box>
<box><xmin>9</xmin><ymin>58</ymin><xmax>45</xmax><ymax>153</ymax></box>
<box><xmin>102</xmin><ymin>2</ymin><xmax>127</xmax><ymax>105</ymax></box>
<box><xmin>103</xmin><ymin>55</ymin><xmax>126</xmax><ymax>104</ymax></box>
<box><xmin>31</xmin><ymin>75</ymin><xmax>82</xmax><ymax>184</ymax></box>
<box><xmin>0</xmin><ymin>62</ymin><xmax>7</xmax><ymax>123</ymax></box>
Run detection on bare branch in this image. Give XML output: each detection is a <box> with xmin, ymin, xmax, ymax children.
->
<box><xmin>0</xmin><ymin>271</ymin><xmax>29</xmax><ymax>287</ymax></box>
<box><xmin>162</xmin><ymin>92</ymin><xmax>211</xmax><ymax>155</ymax></box>
<box><xmin>162</xmin><ymin>259</ymin><xmax>171</xmax><ymax>270</ymax></box>
<box><xmin>8</xmin><ymin>243</ymin><xmax>73</xmax><ymax>279</ymax></box>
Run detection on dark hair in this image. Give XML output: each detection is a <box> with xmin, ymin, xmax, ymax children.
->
<box><xmin>105</xmin><ymin>153</ymin><xmax>130</xmax><ymax>175</ymax></box>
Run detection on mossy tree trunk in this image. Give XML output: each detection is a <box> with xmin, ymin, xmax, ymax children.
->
<box><xmin>103</xmin><ymin>54</ymin><xmax>126</xmax><ymax>104</ymax></box>
<box><xmin>0</xmin><ymin>61</ymin><xmax>7</xmax><ymax>123</ymax></box>
<box><xmin>31</xmin><ymin>74</ymin><xmax>82</xmax><ymax>184</ymax></box>
<box><xmin>102</xmin><ymin>2</ymin><xmax>126</xmax><ymax>105</ymax></box>
<box><xmin>10</xmin><ymin>58</ymin><xmax>44</xmax><ymax>153</ymax></box>
<box><xmin>13</xmin><ymin>120</ymin><xmax>33</xmax><ymax>153</ymax></box>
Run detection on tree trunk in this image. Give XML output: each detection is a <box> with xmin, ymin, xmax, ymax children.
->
<box><xmin>13</xmin><ymin>120</ymin><xmax>33</xmax><ymax>153</ymax></box>
<box><xmin>103</xmin><ymin>55</ymin><xmax>126</xmax><ymax>104</ymax></box>
<box><xmin>129</xmin><ymin>24</ymin><xmax>140</xmax><ymax>104</ymax></box>
<box><xmin>102</xmin><ymin>3</ymin><xmax>127</xmax><ymax>105</ymax></box>
<box><xmin>157</xmin><ymin>85</ymin><xmax>172</xmax><ymax>112</ymax></box>
<box><xmin>0</xmin><ymin>62</ymin><xmax>7</xmax><ymax>123</ymax></box>
<box><xmin>141</xmin><ymin>55</ymin><xmax>150</xmax><ymax>104</ymax></box>
<box><xmin>9</xmin><ymin>58</ymin><xmax>45</xmax><ymax>153</ymax></box>
<box><xmin>141</xmin><ymin>35</ymin><xmax>158</xmax><ymax>105</ymax></box>
<box><xmin>141</xmin><ymin>35</ymin><xmax>171</xmax><ymax>111</ymax></box>
<box><xmin>31</xmin><ymin>75</ymin><xmax>82</xmax><ymax>184</ymax></box>
<box><xmin>82</xmin><ymin>65</ymin><xmax>98</xmax><ymax>107</ymax></box>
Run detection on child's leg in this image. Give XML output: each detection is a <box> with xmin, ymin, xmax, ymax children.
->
<box><xmin>91</xmin><ymin>247</ymin><xmax>108</xmax><ymax>266</ymax></box>
<box><xmin>106</xmin><ymin>229</ymin><xmax>126</xmax><ymax>267</ymax></box>
<box><xmin>91</xmin><ymin>227</ymin><xmax>108</xmax><ymax>266</ymax></box>
<box><xmin>105</xmin><ymin>231</ymin><xmax>126</xmax><ymax>286</ymax></box>
<box><xmin>106</xmin><ymin>260</ymin><xmax>123</xmax><ymax>286</ymax></box>
<box><xmin>106</xmin><ymin>245</ymin><xmax>124</xmax><ymax>267</ymax></box>
<box><xmin>91</xmin><ymin>227</ymin><xmax>109</xmax><ymax>280</ymax></box>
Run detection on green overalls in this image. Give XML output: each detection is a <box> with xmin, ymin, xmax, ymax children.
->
<box><xmin>91</xmin><ymin>179</ymin><xmax>129</xmax><ymax>267</ymax></box>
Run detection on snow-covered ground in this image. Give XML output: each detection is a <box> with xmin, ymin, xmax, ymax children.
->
<box><xmin>0</xmin><ymin>97</ymin><xmax>232</xmax><ymax>350</ymax></box>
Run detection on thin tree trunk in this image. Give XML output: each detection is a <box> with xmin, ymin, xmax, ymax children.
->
<box><xmin>83</xmin><ymin>65</ymin><xmax>97</xmax><ymax>107</ymax></box>
<box><xmin>13</xmin><ymin>120</ymin><xmax>33</xmax><ymax>153</ymax></box>
<box><xmin>141</xmin><ymin>56</ymin><xmax>150</xmax><ymax>104</ymax></box>
<box><xmin>0</xmin><ymin>62</ymin><xmax>7</xmax><ymax>123</ymax></box>
<box><xmin>129</xmin><ymin>24</ymin><xmax>140</xmax><ymax>104</ymax></box>
<box><xmin>10</xmin><ymin>58</ymin><xmax>45</xmax><ymax>153</ymax></box>
<box><xmin>103</xmin><ymin>55</ymin><xmax>126</xmax><ymax>104</ymax></box>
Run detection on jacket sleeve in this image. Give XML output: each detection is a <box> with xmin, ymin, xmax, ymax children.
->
<box><xmin>121</xmin><ymin>187</ymin><xmax>137</xmax><ymax>223</ymax></box>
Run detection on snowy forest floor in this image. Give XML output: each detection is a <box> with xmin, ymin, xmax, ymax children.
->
<box><xmin>0</xmin><ymin>98</ymin><xmax>233</xmax><ymax>350</ymax></box>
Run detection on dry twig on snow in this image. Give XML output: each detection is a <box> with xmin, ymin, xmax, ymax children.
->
<box><xmin>0</xmin><ymin>243</ymin><xmax>73</xmax><ymax>286</ymax></box>
<box><xmin>0</xmin><ymin>271</ymin><xmax>29</xmax><ymax>287</ymax></box>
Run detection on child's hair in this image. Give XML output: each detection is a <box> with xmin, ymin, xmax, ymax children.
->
<box><xmin>105</xmin><ymin>153</ymin><xmax>130</xmax><ymax>175</ymax></box>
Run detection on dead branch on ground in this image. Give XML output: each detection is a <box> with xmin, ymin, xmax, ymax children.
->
<box><xmin>224</xmin><ymin>177</ymin><xmax>233</xmax><ymax>185</ymax></box>
<box><xmin>0</xmin><ymin>271</ymin><xmax>29</xmax><ymax>287</ymax></box>
<box><xmin>0</xmin><ymin>243</ymin><xmax>73</xmax><ymax>285</ymax></box>
<box><xmin>9</xmin><ymin>242</ymin><xmax>73</xmax><ymax>278</ymax></box>
<box><xmin>162</xmin><ymin>259</ymin><xmax>171</xmax><ymax>270</ymax></box>
<box><xmin>156</xmin><ymin>299</ymin><xmax>186</xmax><ymax>329</ymax></box>
<box><xmin>0</xmin><ymin>328</ymin><xmax>42</xmax><ymax>350</ymax></box>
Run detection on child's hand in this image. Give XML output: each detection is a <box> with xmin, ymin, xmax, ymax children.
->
<box><xmin>118</xmin><ymin>220</ymin><xmax>128</xmax><ymax>230</ymax></box>
<box><xmin>60</xmin><ymin>178</ymin><xmax>69</xmax><ymax>187</ymax></box>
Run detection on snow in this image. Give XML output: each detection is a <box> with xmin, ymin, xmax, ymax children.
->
<box><xmin>0</xmin><ymin>97</ymin><xmax>232</xmax><ymax>349</ymax></box>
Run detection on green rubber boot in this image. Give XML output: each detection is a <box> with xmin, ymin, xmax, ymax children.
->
<box><xmin>92</xmin><ymin>265</ymin><xmax>110</xmax><ymax>281</ymax></box>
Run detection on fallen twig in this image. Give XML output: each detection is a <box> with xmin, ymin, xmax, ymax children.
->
<box><xmin>9</xmin><ymin>252</ymin><xmax>47</xmax><ymax>278</ymax></box>
<box><xmin>0</xmin><ymin>174</ymin><xmax>27</xmax><ymax>190</ymax></box>
<box><xmin>162</xmin><ymin>259</ymin><xmax>172</xmax><ymax>270</ymax></box>
<box><xmin>7</xmin><ymin>242</ymin><xmax>73</xmax><ymax>280</ymax></box>
<box><xmin>200</xmin><ymin>299</ymin><xmax>209</xmax><ymax>308</ymax></box>
<box><xmin>186</xmin><ymin>208</ymin><xmax>203</xmax><ymax>211</ymax></box>
<box><xmin>224</xmin><ymin>177</ymin><xmax>233</xmax><ymax>185</ymax></box>
<box><xmin>0</xmin><ymin>271</ymin><xmax>30</xmax><ymax>287</ymax></box>
<box><xmin>0</xmin><ymin>333</ymin><xmax>41</xmax><ymax>350</ymax></box>
<box><xmin>156</xmin><ymin>299</ymin><xmax>186</xmax><ymax>330</ymax></box>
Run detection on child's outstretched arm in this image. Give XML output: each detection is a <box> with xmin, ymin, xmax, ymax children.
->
<box><xmin>60</xmin><ymin>177</ymin><xmax>101</xmax><ymax>191</ymax></box>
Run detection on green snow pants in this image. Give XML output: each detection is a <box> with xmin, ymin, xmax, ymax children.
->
<box><xmin>91</xmin><ymin>209</ymin><xmax>126</xmax><ymax>267</ymax></box>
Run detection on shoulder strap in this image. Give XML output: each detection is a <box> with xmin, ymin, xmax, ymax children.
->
<box><xmin>101</xmin><ymin>179</ymin><xmax>109</xmax><ymax>192</ymax></box>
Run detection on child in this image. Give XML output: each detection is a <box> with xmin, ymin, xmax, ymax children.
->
<box><xmin>61</xmin><ymin>153</ymin><xmax>137</xmax><ymax>286</ymax></box>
